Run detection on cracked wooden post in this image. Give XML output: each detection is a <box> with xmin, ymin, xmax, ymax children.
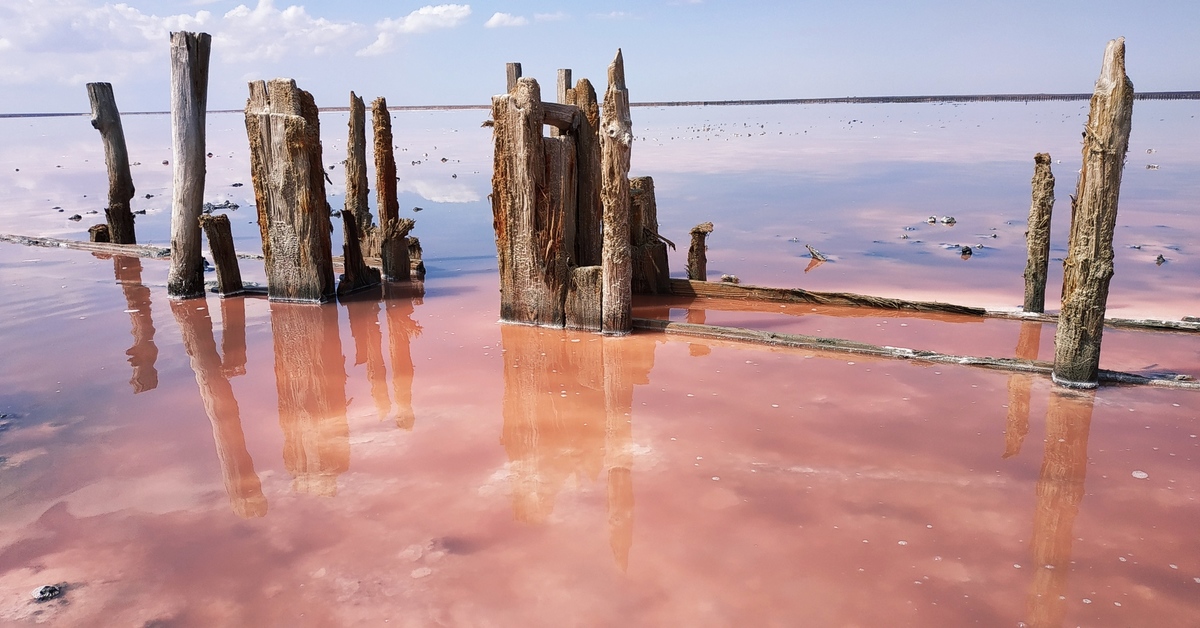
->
<box><xmin>337</xmin><ymin>209</ymin><xmax>381</xmax><ymax>297</ymax></box>
<box><xmin>1023</xmin><ymin>153</ymin><xmax>1055</xmax><ymax>313</ymax></box>
<box><xmin>199</xmin><ymin>213</ymin><xmax>243</xmax><ymax>297</ymax></box>
<box><xmin>372</xmin><ymin>97</ymin><xmax>410</xmax><ymax>282</ymax></box>
<box><xmin>345</xmin><ymin>91</ymin><xmax>378</xmax><ymax>258</ymax></box>
<box><xmin>245</xmin><ymin>78</ymin><xmax>336</xmax><ymax>303</ymax></box>
<box><xmin>688</xmin><ymin>222</ymin><xmax>714</xmax><ymax>281</ymax></box>
<box><xmin>630</xmin><ymin>176</ymin><xmax>670</xmax><ymax>294</ymax></box>
<box><xmin>567</xmin><ymin>78</ymin><xmax>602</xmax><ymax>267</ymax></box>
<box><xmin>86</xmin><ymin>82</ymin><xmax>136</xmax><ymax>244</ymax></box>
<box><xmin>600</xmin><ymin>49</ymin><xmax>633</xmax><ymax>334</ymax></box>
<box><xmin>506</xmin><ymin>62</ymin><xmax>522</xmax><ymax>92</ymax></box>
<box><xmin>167</xmin><ymin>31</ymin><xmax>211</xmax><ymax>299</ymax></box>
<box><xmin>1052</xmin><ymin>38</ymin><xmax>1134</xmax><ymax>388</ymax></box>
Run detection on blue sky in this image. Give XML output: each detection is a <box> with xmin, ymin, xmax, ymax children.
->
<box><xmin>0</xmin><ymin>0</ymin><xmax>1196</xmax><ymax>113</ymax></box>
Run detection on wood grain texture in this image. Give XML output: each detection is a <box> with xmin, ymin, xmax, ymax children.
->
<box><xmin>600</xmin><ymin>50</ymin><xmax>633</xmax><ymax>334</ymax></box>
<box><xmin>345</xmin><ymin>92</ymin><xmax>378</xmax><ymax>258</ymax></box>
<box><xmin>86</xmin><ymin>82</ymin><xmax>136</xmax><ymax>244</ymax></box>
<box><xmin>167</xmin><ymin>31</ymin><xmax>211</xmax><ymax>299</ymax></box>
<box><xmin>687</xmin><ymin>222</ymin><xmax>713</xmax><ymax>281</ymax></box>
<box><xmin>629</xmin><ymin>176</ymin><xmax>670</xmax><ymax>294</ymax></box>
<box><xmin>199</xmin><ymin>213</ymin><xmax>244</xmax><ymax>297</ymax></box>
<box><xmin>567</xmin><ymin>78</ymin><xmax>602</xmax><ymax>267</ymax></box>
<box><xmin>1023</xmin><ymin>152</ymin><xmax>1055</xmax><ymax>313</ymax></box>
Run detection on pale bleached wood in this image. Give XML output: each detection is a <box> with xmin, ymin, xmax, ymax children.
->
<box><xmin>687</xmin><ymin>222</ymin><xmax>713</xmax><ymax>281</ymax></box>
<box><xmin>167</xmin><ymin>31</ymin><xmax>211</xmax><ymax>299</ymax></box>
<box><xmin>372</xmin><ymin>97</ymin><xmax>410</xmax><ymax>281</ymax></box>
<box><xmin>1053</xmin><ymin>38</ymin><xmax>1135</xmax><ymax>388</ymax></box>
<box><xmin>245</xmin><ymin>78</ymin><xmax>336</xmax><ymax>303</ymax></box>
<box><xmin>567</xmin><ymin>78</ymin><xmax>602</xmax><ymax>267</ymax></box>
<box><xmin>345</xmin><ymin>91</ymin><xmax>378</xmax><ymax>258</ymax></box>
<box><xmin>542</xmin><ymin>102</ymin><xmax>581</xmax><ymax>132</ymax></box>
<box><xmin>86</xmin><ymin>82</ymin><xmax>136</xmax><ymax>244</ymax></box>
<box><xmin>1023</xmin><ymin>152</ymin><xmax>1055</xmax><ymax>313</ymax></box>
<box><xmin>199</xmin><ymin>213</ymin><xmax>243</xmax><ymax>297</ymax></box>
<box><xmin>600</xmin><ymin>49</ymin><xmax>634</xmax><ymax>334</ymax></box>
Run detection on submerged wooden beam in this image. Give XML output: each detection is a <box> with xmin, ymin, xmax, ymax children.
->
<box><xmin>167</xmin><ymin>31</ymin><xmax>211</xmax><ymax>299</ymax></box>
<box><xmin>668</xmin><ymin>278</ymin><xmax>987</xmax><ymax>315</ymax></box>
<box><xmin>601</xmin><ymin>49</ymin><xmax>634</xmax><ymax>334</ymax></box>
<box><xmin>1053</xmin><ymin>38</ymin><xmax>1134</xmax><ymax>388</ymax></box>
<box><xmin>86</xmin><ymin>82</ymin><xmax>137</xmax><ymax>244</ymax></box>
<box><xmin>1023</xmin><ymin>153</ymin><xmax>1055</xmax><ymax>313</ymax></box>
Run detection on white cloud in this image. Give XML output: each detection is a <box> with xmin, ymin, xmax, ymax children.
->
<box><xmin>218</xmin><ymin>0</ymin><xmax>362</xmax><ymax>62</ymax></box>
<box><xmin>590</xmin><ymin>11</ymin><xmax>632</xmax><ymax>20</ymax></box>
<box><xmin>484</xmin><ymin>13</ymin><xmax>528</xmax><ymax>28</ymax></box>
<box><xmin>534</xmin><ymin>12</ymin><xmax>567</xmax><ymax>22</ymax></box>
<box><xmin>398</xmin><ymin>178</ymin><xmax>481</xmax><ymax>203</ymax></box>
<box><xmin>358</xmin><ymin>4</ymin><xmax>472</xmax><ymax>56</ymax></box>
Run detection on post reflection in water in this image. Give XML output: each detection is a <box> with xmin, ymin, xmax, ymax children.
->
<box><xmin>344</xmin><ymin>286</ymin><xmax>391</xmax><ymax>421</ymax></box>
<box><xmin>271</xmin><ymin>302</ymin><xmax>350</xmax><ymax>497</ymax></box>
<box><xmin>383</xmin><ymin>283</ymin><xmax>422</xmax><ymax>430</ymax></box>
<box><xmin>685</xmin><ymin>308</ymin><xmax>711</xmax><ymax>357</ymax></box>
<box><xmin>1025</xmin><ymin>388</ymin><xmax>1094</xmax><ymax>628</ymax></box>
<box><xmin>171</xmin><ymin>297</ymin><xmax>267</xmax><ymax>519</ymax></box>
<box><xmin>1003</xmin><ymin>321</ymin><xmax>1042</xmax><ymax>458</ymax></box>
<box><xmin>108</xmin><ymin>254</ymin><xmax>159</xmax><ymax>393</ymax></box>
<box><xmin>499</xmin><ymin>324</ymin><xmax>657</xmax><ymax>571</ymax></box>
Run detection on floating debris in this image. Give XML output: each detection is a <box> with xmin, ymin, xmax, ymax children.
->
<box><xmin>201</xmin><ymin>200</ymin><xmax>239</xmax><ymax>214</ymax></box>
<box><xmin>231</xmin><ymin>182</ymin><xmax>244</xmax><ymax>187</ymax></box>
<box><xmin>1146</xmin><ymin>164</ymin><xmax>1160</xmax><ymax>170</ymax></box>
<box><xmin>960</xmin><ymin>245</ymin><xmax>973</xmax><ymax>258</ymax></box>
<box><xmin>1156</xmin><ymin>254</ymin><xmax>1167</xmax><ymax>266</ymax></box>
<box><xmin>805</xmin><ymin>244</ymin><xmax>827</xmax><ymax>261</ymax></box>
<box><xmin>940</xmin><ymin>216</ymin><xmax>956</xmax><ymax>225</ymax></box>
<box><xmin>720</xmin><ymin>274</ymin><xmax>740</xmax><ymax>284</ymax></box>
<box><xmin>144</xmin><ymin>193</ymin><xmax>154</xmax><ymax>199</ymax></box>
<box><xmin>67</xmin><ymin>214</ymin><xmax>82</xmax><ymax>221</ymax></box>
<box><xmin>413</xmin><ymin>206</ymin><xmax>424</xmax><ymax>212</ymax></box>
<box><xmin>31</xmin><ymin>585</ymin><xmax>62</xmax><ymax>602</ymax></box>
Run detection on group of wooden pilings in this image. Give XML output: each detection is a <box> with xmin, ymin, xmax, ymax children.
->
<box><xmin>85</xmin><ymin>31</ymin><xmax>421</xmax><ymax>305</ymax></box>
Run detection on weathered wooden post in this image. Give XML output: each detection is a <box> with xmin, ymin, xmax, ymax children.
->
<box><xmin>86</xmin><ymin>82</ymin><xmax>137</xmax><ymax>244</ymax></box>
<box><xmin>688</xmin><ymin>222</ymin><xmax>714</xmax><ymax>281</ymax></box>
<box><xmin>1023</xmin><ymin>153</ymin><xmax>1055</xmax><ymax>313</ymax></box>
<box><xmin>506</xmin><ymin>62</ymin><xmax>522</xmax><ymax>92</ymax></box>
<box><xmin>1052</xmin><ymin>38</ymin><xmax>1134</xmax><ymax>388</ymax></box>
<box><xmin>167</xmin><ymin>31</ymin><xmax>211</xmax><ymax>299</ymax></box>
<box><xmin>88</xmin><ymin>224</ymin><xmax>111</xmax><ymax>243</ymax></box>
<box><xmin>630</xmin><ymin>176</ymin><xmax>671</xmax><ymax>294</ymax></box>
<box><xmin>336</xmin><ymin>209</ymin><xmax>381</xmax><ymax>296</ymax></box>
<box><xmin>600</xmin><ymin>49</ymin><xmax>633</xmax><ymax>334</ymax></box>
<box><xmin>372</xmin><ymin>97</ymin><xmax>412</xmax><ymax>281</ymax></box>
<box><xmin>551</xmin><ymin>68</ymin><xmax>571</xmax><ymax>138</ymax></box>
<box><xmin>345</xmin><ymin>91</ymin><xmax>378</xmax><ymax>258</ymax></box>
<box><xmin>245</xmin><ymin>78</ymin><xmax>336</xmax><ymax>303</ymax></box>
<box><xmin>199</xmin><ymin>214</ymin><xmax>243</xmax><ymax>297</ymax></box>
<box><xmin>566</xmin><ymin>78</ymin><xmax>602</xmax><ymax>267</ymax></box>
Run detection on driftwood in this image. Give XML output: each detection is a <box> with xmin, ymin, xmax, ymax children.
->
<box><xmin>667</xmin><ymin>277</ymin><xmax>986</xmax><ymax>315</ymax></box>
<box><xmin>337</xmin><ymin>208</ymin><xmax>381</xmax><ymax>296</ymax></box>
<box><xmin>567</xmin><ymin>78</ymin><xmax>603</xmax><ymax>267</ymax></box>
<box><xmin>600</xmin><ymin>50</ymin><xmax>634</xmax><ymax>334</ymax></box>
<box><xmin>345</xmin><ymin>92</ymin><xmax>378</xmax><ymax>258</ymax></box>
<box><xmin>629</xmin><ymin>176</ymin><xmax>670</xmax><ymax>294</ymax></box>
<box><xmin>167</xmin><ymin>31</ymin><xmax>211</xmax><ymax>299</ymax></box>
<box><xmin>86</xmin><ymin>82</ymin><xmax>136</xmax><ymax>244</ymax></box>
<box><xmin>1023</xmin><ymin>153</ymin><xmax>1055</xmax><ymax>313</ymax></box>
<box><xmin>687</xmin><ymin>223</ymin><xmax>714</xmax><ymax>281</ymax></box>
<box><xmin>88</xmin><ymin>224</ymin><xmax>110</xmax><ymax>243</ymax></box>
<box><xmin>245</xmin><ymin>78</ymin><xmax>336</xmax><ymax>303</ymax></box>
<box><xmin>198</xmin><ymin>213</ymin><xmax>243</xmax><ymax>297</ymax></box>
<box><xmin>1053</xmin><ymin>38</ymin><xmax>1134</xmax><ymax>388</ymax></box>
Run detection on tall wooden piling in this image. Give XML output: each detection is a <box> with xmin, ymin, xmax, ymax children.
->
<box><xmin>86</xmin><ymin>82</ymin><xmax>136</xmax><ymax>244</ymax></box>
<box><xmin>345</xmin><ymin>92</ymin><xmax>377</xmax><ymax>258</ymax></box>
<box><xmin>688</xmin><ymin>222</ymin><xmax>714</xmax><ymax>281</ymax></box>
<box><xmin>630</xmin><ymin>176</ymin><xmax>670</xmax><ymax>294</ymax></box>
<box><xmin>1023</xmin><ymin>153</ymin><xmax>1055</xmax><ymax>313</ymax></box>
<box><xmin>551</xmin><ymin>69</ymin><xmax>572</xmax><ymax>138</ymax></box>
<box><xmin>372</xmin><ymin>97</ymin><xmax>410</xmax><ymax>281</ymax></box>
<box><xmin>567</xmin><ymin>78</ymin><xmax>602</xmax><ymax>267</ymax></box>
<box><xmin>199</xmin><ymin>213</ymin><xmax>243</xmax><ymax>297</ymax></box>
<box><xmin>1052</xmin><ymin>38</ymin><xmax>1134</xmax><ymax>388</ymax></box>
<box><xmin>245</xmin><ymin>78</ymin><xmax>336</xmax><ymax>303</ymax></box>
<box><xmin>600</xmin><ymin>49</ymin><xmax>634</xmax><ymax>334</ymax></box>
<box><xmin>167</xmin><ymin>31</ymin><xmax>211</xmax><ymax>299</ymax></box>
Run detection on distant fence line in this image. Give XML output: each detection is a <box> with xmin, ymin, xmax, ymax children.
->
<box><xmin>3</xmin><ymin>91</ymin><xmax>1197</xmax><ymax>119</ymax></box>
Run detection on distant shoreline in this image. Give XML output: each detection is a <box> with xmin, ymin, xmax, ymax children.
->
<box><xmin>3</xmin><ymin>90</ymin><xmax>1196</xmax><ymax>119</ymax></box>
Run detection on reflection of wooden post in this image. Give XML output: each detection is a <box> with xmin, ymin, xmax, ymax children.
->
<box><xmin>167</xmin><ymin>31</ymin><xmax>211</xmax><ymax>299</ymax></box>
<box><xmin>345</xmin><ymin>92</ymin><xmax>378</xmax><ymax>258</ymax></box>
<box><xmin>272</xmin><ymin>303</ymin><xmax>350</xmax><ymax>496</ymax></box>
<box><xmin>172</xmin><ymin>298</ymin><xmax>266</xmax><ymax>519</ymax></box>
<box><xmin>1053</xmin><ymin>38</ymin><xmax>1134</xmax><ymax>388</ymax></box>
<box><xmin>219</xmin><ymin>297</ymin><xmax>247</xmax><ymax>377</ymax></box>
<box><xmin>336</xmin><ymin>209</ymin><xmax>381</xmax><ymax>297</ymax></box>
<box><xmin>630</xmin><ymin>176</ymin><xmax>670</xmax><ymax>294</ymax></box>
<box><xmin>199</xmin><ymin>214</ymin><xmax>243</xmax><ymax>297</ymax></box>
<box><xmin>1023</xmin><ymin>153</ymin><xmax>1055</xmax><ymax>313</ymax></box>
<box><xmin>688</xmin><ymin>222</ymin><xmax>714</xmax><ymax>281</ymax></box>
<box><xmin>1003</xmin><ymin>321</ymin><xmax>1043</xmax><ymax>458</ymax></box>
<box><xmin>345</xmin><ymin>288</ymin><xmax>390</xmax><ymax>420</ymax></box>
<box><xmin>601</xmin><ymin>50</ymin><xmax>634</xmax><ymax>334</ymax></box>
<box><xmin>384</xmin><ymin>283</ymin><xmax>421</xmax><ymax>430</ymax></box>
<box><xmin>1026</xmin><ymin>389</ymin><xmax>1093</xmax><ymax>627</ymax></box>
<box><xmin>506</xmin><ymin>62</ymin><xmax>522</xmax><ymax>92</ymax></box>
<box><xmin>245</xmin><ymin>79</ymin><xmax>336</xmax><ymax>303</ymax></box>
<box><xmin>566</xmin><ymin>78</ymin><xmax>602</xmax><ymax>267</ymax></box>
<box><xmin>112</xmin><ymin>255</ymin><xmax>158</xmax><ymax>393</ymax></box>
<box><xmin>602</xmin><ymin>336</ymin><xmax>637</xmax><ymax>571</ymax></box>
<box><xmin>86</xmin><ymin>82</ymin><xmax>136</xmax><ymax>244</ymax></box>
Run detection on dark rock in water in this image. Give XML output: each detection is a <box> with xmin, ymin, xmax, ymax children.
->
<box><xmin>32</xmin><ymin>584</ymin><xmax>62</xmax><ymax>602</ymax></box>
<box><xmin>145</xmin><ymin>193</ymin><xmax>154</xmax><ymax>199</ymax></box>
<box><xmin>960</xmin><ymin>245</ymin><xmax>973</xmax><ymax>259</ymax></box>
<box><xmin>231</xmin><ymin>182</ymin><xmax>243</xmax><ymax>187</ymax></box>
<box><xmin>162</xmin><ymin>160</ymin><xmax>169</xmax><ymax>165</ymax></box>
<box><xmin>412</xmin><ymin>206</ymin><xmax>424</xmax><ymax>212</ymax></box>
<box><xmin>1156</xmin><ymin>254</ymin><xmax>1167</xmax><ymax>266</ymax></box>
<box><xmin>68</xmin><ymin>214</ymin><xmax>82</xmax><ymax>221</ymax></box>
<box><xmin>134</xmin><ymin>209</ymin><xmax>147</xmax><ymax>215</ymax></box>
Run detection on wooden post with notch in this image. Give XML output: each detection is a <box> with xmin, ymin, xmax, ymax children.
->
<box><xmin>688</xmin><ymin>222</ymin><xmax>714</xmax><ymax>281</ymax></box>
<box><xmin>86</xmin><ymin>82</ymin><xmax>137</xmax><ymax>244</ymax></box>
<box><xmin>1023</xmin><ymin>153</ymin><xmax>1055</xmax><ymax>313</ymax></box>
<box><xmin>1052</xmin><ymin>38</ymin><xmax>1134</xmax><ymax>388</ymax></box>
<box><xmin>245</xmin><ymin>78</ymin><xmax>336</xmax><ymax>303</ymax></box>
<box><xmin>600</xmin><ymin>49</ymin><xmax>633</xmax><ymax>334</ymax></box>
<box><xmin>167</xmin><ymin>31</ymin><xmax>211</xmax><ymax>299</ymax></box>
<box><xmin>199</xmin><ymin>213</ymin><xmax>243</xmax><ymax>297</ymax></box>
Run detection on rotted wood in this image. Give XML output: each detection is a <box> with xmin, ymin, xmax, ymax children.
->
<box><xmin>1023</xmin><ymin>152</ymin><xmax>1055</xmax><ymax>313</ymax></box>
<box><xmin>372</xmin><ymin>97</ymin><xmax>408</xmax><ymax>281</ymax></box>
<box><xmin>600</xmin><ymin>49</ymin><xmax>634</xmax><ymax>334</ymax></box>
<box><xmin>506</xmin><ymin>62</ymin><xmax>522</xmax><ymax>92</ymax></box>
<box><xmin>381</xmin><ymin>217</ymin><xmax>414</xmax><ymax>282</ymax></box>
<box><xmin>546</xmin><ymin>134</ymin><xmax>577</xmax><ymax>268</ymax></box>
<box><xmin>198</xmin><ymin>213</ymin><xmax>244</xmax><ymax>297</ymax></box>
<box><xmin>86</xmin><ymin>82</ymin><xmax>136</xmax><ymax>244</ymax></box>
<box><xmin>567</xmin><ymin>78</ymin><xmax>602</xmax><ymax>267</ymax></box>
<box><xmin>1053</xmin><ymin>38</ymin><xmax>1135</xmax><ymax>388</ymax></box>
<box><xmin>668</xmin><ymin>278</ymin><xmax>987</xmax><ymax>315</ymax></box>
<box><xmin>336</xmin><ymin>208</ymin><xmax>381</xmax><ymax>297</ymax></box>
<box><xmin>566</xmin><ymin>265</ymin><xmax>603</xmax><ymax>331</ymax></box>
<box><xmin>88</xmin><ymin>224</ymin><xmax>110</xmax><ymax>243</ymax></box>
<box><xmin>407</xmin><ymin>237</ymin><xmax>426</xmax><ymax>280</ymax></box>
<box><xmin>345</xmin><ymin>91</ymin><xmax>378</xmax><ymax>258</ymax></box>
<box><xmin>245</xmin><ymin>78</ymin><xmax>336</xmax><ymax>303</ymax></box>
<box><xmin>687</xmin><ymin>222</ymin><xmax>713</xmax><ymax>281</ymax></box>
<box><xmin>167</xmin><ymin>31</ymin><xmax>211</xmax><ymax>299</ymax></box>
<box><xmin>491</xmin><ymin>77</ymin><xmax>568</xmax><ymax>327</ymax></box>
<box><xmin>629</xmin><ymin>176</ymin><xmax>670</xmax><ymax>294</ymax></box>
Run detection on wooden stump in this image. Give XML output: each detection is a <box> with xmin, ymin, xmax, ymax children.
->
<box><xmin>566</xmin><ymin>79</ymin><xmax>602</xmax><ymax>267</ymax></box>
<box><xmin>600</xmin><ymin>50</ymin><xmax>633</xmax><ymax>334</ymax></box>
<box><xmin>337</xmin><ymin>208</ymin><xmax>381</xmax><ymax>296</ymax></box>
<box><xmin>688</xmin><ymin>222</ymin><xmax>714</xmax><ymax>281</ymax></box>
<box><xmin>345</xmin><ymin>91</ymin><xmax>378</xmax><ymax>258</ymax></box>
<box><xmin>167</xmin><ymin>31</ymin><xmax>211</xmax><ymax>299</ymax></box>
<box><xmin>1052</xmin><ymin>38</ymin><xmax>1134</xmax><ymax>388</ymax></box>
<box><xmin>566</xmin><ymin>266</ymin><xmax>603</xmax><ymax>331</ymax></box>
<box><xmin>381</xmin><ymin>218</ymin><xmax>414</xmax><ymax>282</ymax></box>
<box><xmin>1023</xmin><ymin>153</ymin><xmax>1055</xmax><ymax>313</ymax></box>
<box><xmin>245</xmin><ymin>78</ymin><xmax>336</xmax><ymax>303</ymax></box>
<box><xmin>408</xmin><ymin>237</ymin><xmax>426</xmax><ymax>280</ymax></box>
<box><xmin>86</xmin><ymin>82</ymin><xmax>136</xmax><ymax>244</ymax></box>
<box><xmin>630</xmin><ymin>176</ymin><xmax>670</xmax><ymax>294</ymax></box>
<box><xmin>88</xmin><ymin>224</ymin><xmax>111</xmax><ymax>243</ymax></box>
<box><xmin>199</xmin><ymin>213</ymin><xmax>243</xmax><ymax>297</ymax></box>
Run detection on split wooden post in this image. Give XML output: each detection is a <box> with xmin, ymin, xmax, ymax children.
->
<box><xmin>600</xmin><ymin>49</ymin><xmax>634</xmax><ymax>334</ymax></box>
<box><xmin>630</xmin><ymin>176</ymin><xmax>670</xmax><ymax>294</ymax></box>
<box><xmin>688</xmin><ymin>222</ymin><xmax>714</xmax><ymax>281</ymax></box>
<box><xmin>1052</xmin><ymin>38</ymin><xmax>1134</xmax><ymax>388</ymax></box>
<box><xmin>345</xmin><ymin>91</ymin><xmax>377</xmax><ymax>258</ymax></box>
<box><xmin>566</xmin><ymin>78</ymin><xmax>602</xmax><ymax>267</ymax></box>
<box><xmin>245</xmin><ymin>78</ymin><xmax>336</xmax><ymax>303</ymax></box>
<box><xmin>199</xmin><ymin>214</ymin><xmax>243</xmax><ymax>297</ymax></box>
<box><xmin>506</xmin><ymin>62</ymin><xmax>522</xmax><ymax>92</ymax></box>
<box><xmin>372</xmin><ymin>97</ymin><xmax>410</xmax><ymax>281</ymax></box>
<box><xmin>167</xmin><ymin>31</ymin><xmax>211</xmax><ymax>299</ymax></box>
<box><xmin>1023</xmin><ymin>153</ymin><xmax>1055</xmax><ymax>313</ymax></box>
<box><xmin>337</xmin><ymin>209</ymin><xmax>381</xmax><ymax>297</ymax></box>
<box><xmin>86</xmin><ymin>82</ymin><xmax>137</xmax><ymax>244</ymax></box>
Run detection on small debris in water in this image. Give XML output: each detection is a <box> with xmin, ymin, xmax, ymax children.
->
<box><xmin>1131</xmin><ymin>470</ymin><xmax>1149</xmax><ymax>479</ymax></box>
<box><xmin>31</xmin><ymin>584</ymin><xmax>62</xmax><ymax>602</ymax></box>
<box><xmin>1146</xmin><ymin>164</ymin><xmax>1159</xmax><ymax>170</ymax></box>
<box><xmin>805</xmin><ymin>244</ymin><xmax>827</xmax><ymax>261</ymax></box>
<box><xmin>202</xmin><ymin>200</ymin><xmax>239</xmax><ymax>214</ymax></box>
<box><xmin>413</xmin><ymin>206</ymin><xmax>424</xmax><ymax>212</ymax></box>
<box><xmin>940</xmin><ymin>216</ymin><xmax>956</xmax><ymax>225</ymax></box>
<box><xmin>720</xmin><ymin>274</ymin><xmax>740</xmax><ymax>284</ymax></box>
<box><xmin>231</xmin><ymin>182</ymin><xmax>244</xmax><ymax>187</ymax></box>
<box><xmin>162</xmin><ymin>160</ymin><xmax>169</xmax><ymax>165</ymax></box>
<box><xmin>960</xmin><ymin>246</ymin><xmax>972</xmax><ymax>259</ymax></box>
<box><xmin>1156</xmin><ymin>254</ymin><xmax>1167</xmax><ymax>266</ymax></box>
<box><xmin>67</xmin><ymin>214</ymin><xmax>82</xmax><ymax>221</ymax></box>
<box><xmin>144</xmin><ymin>193</ymin><xmax>154</xmax><ymax>199</ymax></box>
<box><xmin>926</xmin><ymin>216</ymin><xmax>936</xmax><ymax>224</ymax></box>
